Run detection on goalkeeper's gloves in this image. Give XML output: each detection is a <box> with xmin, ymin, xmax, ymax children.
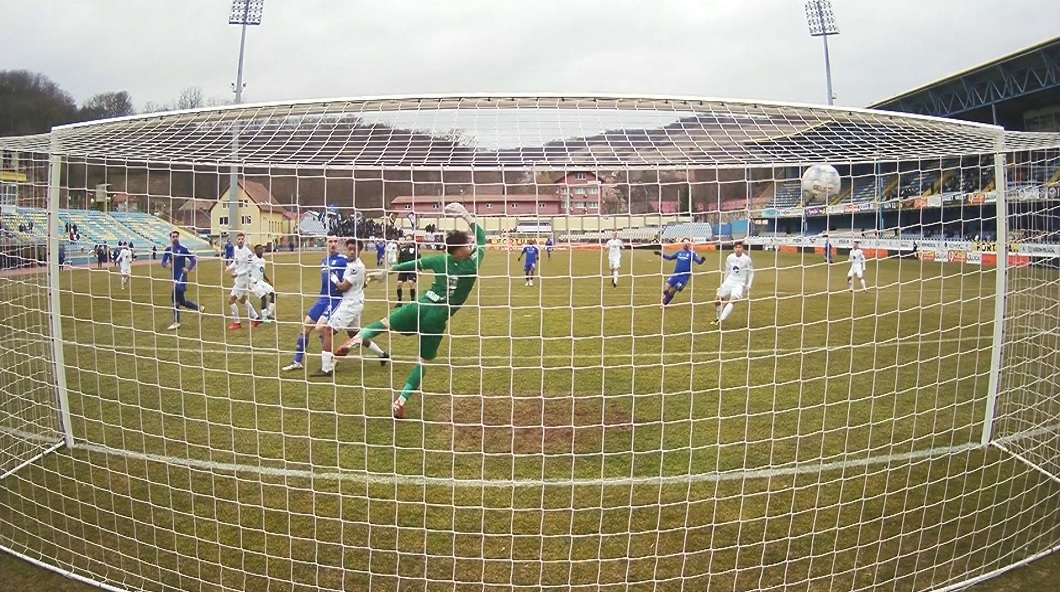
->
<box><xmin>329</xmin><ymin>272</ymin><xmax>340</xmax><ymax>285</ymax></box>
<box><xmin>443</xmin><ymin>202</ymin><xmax>474</xmax><ymax>224</ymax></box>
<box><xmin>366</xmin><ymin>269</ymin><xmax>387</xmax><ymax>283</ymax></box>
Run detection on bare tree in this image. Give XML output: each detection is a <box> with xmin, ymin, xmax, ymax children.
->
<box><xmin>79</xmin><ymin>91</ymin><xmax>135</xmax><ymax>120</ymax></box>
<box><xmin>175</xmin><ymin>87</ymin><xmax>204</xmax><ymax>110</ymax></box>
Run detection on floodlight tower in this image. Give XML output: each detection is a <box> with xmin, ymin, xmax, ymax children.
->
<box><xmin>226</xmin><ymin>0</ymin><xmax>265</xmax><ymax>238</ymax></box>
<box><xmin>805</xmin><ymin>0</ymin><xmax>839</xmax><ymax>106</ymax></box>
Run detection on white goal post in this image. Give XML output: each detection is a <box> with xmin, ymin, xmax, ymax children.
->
<box><xmin>0</xmin><ymin>95</ymin><xmax>1059</xmax><ymax>592</ymax></box>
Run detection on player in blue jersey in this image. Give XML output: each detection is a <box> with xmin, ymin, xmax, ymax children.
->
<box><xmin>161</xmin><ymin>230</ymin><xmax>206</xmax><ymax>330</ymax></box>
<box><xmin>517</xmin><ymin>242</ymin><xmax>539</xmax><ymax>286</ymax></box>
<box><xmin>282</xmin><ymin>236</ymin><xmax>348</xmax><ymax>371</ymax></box>
<box><xmin>222</xmin><ymin>239</ymin><xmax>234</xmax><ymax>265</ymax></box>
<box><xmin>545</xmin><ymin>237</ymin><xmax>554</xmax><ymax>260</ymax></box>
<box><xmin>375</xmin><ymin>240</ymin><xmax>386</xmax><ymax>267</ymax></box>
<box><xmin>653</xmin><ymin>240</ymin><xmax>705</xmax><ymax>307</ymax></box>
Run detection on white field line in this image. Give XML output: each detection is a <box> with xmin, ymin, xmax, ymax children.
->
<box><xmin>3</xmin><ymin>422</ymin><xmax>1058</xmax><ymax>489</ymax></box>
<box><xmin>4</xmin><ymin>333</ymin><xmax>999</xmax><ymax>367</ymax></box>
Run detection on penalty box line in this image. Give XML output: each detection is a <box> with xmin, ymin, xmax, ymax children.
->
<box><xmin>37</xmin><ymin>333</ymin><xmax>997</xmax><ymax>367</ymax></box>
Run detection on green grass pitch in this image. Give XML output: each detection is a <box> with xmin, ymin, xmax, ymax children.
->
<box><xmin>1</xmin><ymin>247</ymin><xmax>1057</xmax><ymax>592</ymax></box>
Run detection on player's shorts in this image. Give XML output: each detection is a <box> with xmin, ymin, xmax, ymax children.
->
<box><xmin>716</xmin><ymin>280</ymin><xmax>745</xmax><ymax>300</ymax></box>
<box><xmin>387</xmin><ymin>301</ymin><xmax>450</xmax><ymax>361</ymax></box>
<box><xmin>306</xmin><ymin>297</ymin><xmax>337</xmax><ymax>323</ymax></box>
<box><xmin>387</xmin><ymin>254</ymin><xmax>398</xmax><ymax>265</ymax></box>
<box><xmin>524</xmin><ymin>263</ymin><xmax>536</xmax><ymax>273</ymax></box>
<box><xmin>328</xmin><ymin>301</ymin><xmax>363</xmax><ymax>331</ymax></box>
<box><xmin>251</xmin><ymin>280</ymin><xmax>274</xmax><ymax>299</ymax></box>
<box><xmin>230</xmin><ymin>275</ymin><xmax>251</xmax><ymax>298</ymax></box>
<box><xmin>609</xmin><ymin>257</ymin><xmax>621</xmax><ymax>269</ymax></box>
<box><xmin>120</xmin><ymin>266</ymin><xmax>131</xmax><ymax>276</ymax></box>
<box><xmin>667</xmin><ymin>273</ymin><xmax>691</xmax><ymax>291</ymax></box>
<box><xmin>397</xmin><ymin>271</ymin><xmax>416</xmax><ymax>283</ymax></box>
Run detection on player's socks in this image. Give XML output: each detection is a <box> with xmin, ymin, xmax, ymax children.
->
<box><xmin>359</xmin><ymin>322</ymin><xmax>385</xmax><ymax>341</ymax></box>
<box><xmin>293</xmin><ymin>334</ymin><xmax>307</xmax><ymax>364</ymax></box>
<box><xmin>398</xmin><ymin>364</ymin><xmax>424</xmax><ymax>404</ymax></box>
<box><xmin>719</xmin><ymin>302</ymin><xmax>734</xmax><ymax>322</ymax></box>
<box><xmin>860</xmin><ymin>279</ymin><xmax>867</xmax><ymax>290</ymax></box>
<box><xmin>365</xmin><ymin>341</ymin><xmax>386</xmax><ymax>356</ymax></box>
<box><xmin>410</xmin><ymin>288</ymin><xmax>416</xmax><ymax>301</ymax></box>
<box><xmin>321</xmin><ymin>351</ymin><xmax>335</xmax><ymax>372</ymax></box>
<box><xmin>397</xmin><ymin>287</ymin><xmax>403</xmax><ymax>302</ymax></box>
<box><xmin>229</xmin><ymin>304</ymin><xmax>240</xmax><ymax>323</ymax></box>
<box><xmin>245</xmin><ymin>301</ymin><xmax>259</xmax><ymax>320</ymax></box>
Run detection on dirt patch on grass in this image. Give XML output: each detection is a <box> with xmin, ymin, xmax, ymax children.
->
<box><xmin>440</xmin><ymin>395</ymin><xmax>634</xmax><ymax>454</ymax></box>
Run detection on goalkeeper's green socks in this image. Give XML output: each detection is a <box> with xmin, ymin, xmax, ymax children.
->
<box><xmin>397</xmin><ymin>364</ymin><xmax>424</xmax><ymax>405</ymax></box>
<box><xmin>358</xmin><ymin>321</ymin><xmax>385</xmax><ymax>341</ymax></box>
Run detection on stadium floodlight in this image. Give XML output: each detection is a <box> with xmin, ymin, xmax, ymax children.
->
<box><xmin>226</xmin><ymin>0</ymin><xmax>265</xmax><ymax>238</ymax></box>
<box><xmin>805</xmin><ymin>0</ymin><xmax>839</xmax><ymax>105</ymax></box>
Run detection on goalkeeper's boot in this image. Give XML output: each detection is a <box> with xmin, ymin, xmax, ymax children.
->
<box><xmin>391</xmin><ymin>399</ymin><xmax>405</xmax><ymax>420</ymax></box>
<box><xmin>379</xmin><ymin>352</ymin><xmax>390</xmax><ymax>366</ymax></box>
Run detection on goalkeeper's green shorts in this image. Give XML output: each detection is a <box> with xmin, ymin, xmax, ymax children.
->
<box><xmin>388</xmin><ymin>301</ymin><xmax>450</xmax><ymax>361</ymax></box>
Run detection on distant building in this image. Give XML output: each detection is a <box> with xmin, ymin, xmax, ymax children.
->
<box><xmin>555</xmin><ymin>171</ymin><xmax>604</xmax><ymax>215</ymax></box>
<box><xmin>389</xmin><ymin>193</ymin><xmax>565</xmax><ymax>217</ymax></box>
<box><xmin>210</xmin><ymin>179</ymin><xmax>294</xmax><ymax>245</ymax></box>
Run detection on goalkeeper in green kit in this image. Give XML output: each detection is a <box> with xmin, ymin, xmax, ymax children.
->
<box><xmin>337</xmin><ymin>202</ymin><xmax>485</xmax><ymax>419</ymax></box>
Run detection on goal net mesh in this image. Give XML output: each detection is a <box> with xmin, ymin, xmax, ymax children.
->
<box><xmin>0</xmin><ymin>97</ymin><xmax>1058</xmax><ymax>591</ymax></box>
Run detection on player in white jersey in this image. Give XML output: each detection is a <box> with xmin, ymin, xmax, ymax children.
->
<box><xmin>249</xmin><ymin>244</ymin><xmax>277</xmax><ymax>321</ymax></box>
<box><xmin>385</xmin><ymin>240</ymin><xmax>399</xmax><ymax>267</ymax></box>
<box><xmin>225</xmin><ymin>232</ymin><xmax>260</xmax><ymax>330</ymax></box>
<box><xmin>605</xmin><ymin>232</ymin><xmax>624</xmax><ymax>288</ymax></box>
<box><xmin>713</xmin><ymin>241</ymin><xmax>754</xmax><ymax>327</ymax></box>
<box><xmin>847</xmin><ymin>240</ymin><xmax>868</xmax><ymax>292</ymax></box>
<box><xmin>314</xmin><ymin>239</ymin><xmax>389</xmax><ymax>377</ymax></box>
<box><xmin>116</xmin><ymin>244</ymin><xmax>133</xmax><ymax>289</ymax></box>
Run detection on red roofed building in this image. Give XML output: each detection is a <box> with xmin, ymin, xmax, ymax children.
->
<box><xmin>210</xmin><ymin>178</ymin><xmax>294</xmax><ymax>245</ymax></box>
<box><xmin>389</xmin><ymin>193</ymin><xmax>565</xmax><ymax>216</ymax></box>
<box><xmin>555</xmin><ymin>171</ymin><xmax>604</xmax><ymax>215</ymax></box>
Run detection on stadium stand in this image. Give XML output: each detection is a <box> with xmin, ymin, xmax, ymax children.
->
<box><xmin>769</xmin><ymin>182</ymin><xmax>801</xmax><ymax>208</ymax></box>
<box><xmin>0</xmin><ymin>208</ymin><xmax>213</xmax><ymax>258</ymax></box>
<box><xmin>110</xmin><ymin>211</ymin><xmax>212</xmax><ymax>252</ymax></box>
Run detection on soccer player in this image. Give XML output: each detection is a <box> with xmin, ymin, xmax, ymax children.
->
<box><xmin>281</xmin><ymin>236</ymin><xmax>347</xmax><ymax>372</ymax></box>
<box><xmin>314</xmin><ymin>239</ymin><xmax>389</xmax><ymax>376</ymax></box>
<box><xmin>847</xmin><ymin>240</ymin><xmax>868</xmax><ymax>292</ymax></box>
<box><xmin>225</xmin><ymin>233</ymin><xmax>260</xmax><ymax>329</ymax></box>
<box><xmin>394</xmin><ymin>236</ymin><xmax>419</xmax><ymax>306</ymax></box>
<box><xmin>375</xmin><ymin>240</ymin><xmax>386</xmax><ymax>267</ymax></box>
<box><xmin>517</xmin><ymin>242</ymin><xmax>539</xmax><ymax>286</ymax></box>
<box><xmin>545</xmin><ymin>236</ymin><xmax>554</xmax><ymax>260</ymax></box>
<box><xmin>249</xmin><ymin>244</ymin><xmax>277</xmax><ymax>321</ymax></box>
<box><xmin>386</xmin><ymin>239</ymin><xmax>398</xmax><ymax>267</ymax></box>
<box><xmin>222</xmin><ymin>238</ymin><xmax>234</xmax><ymax>266</ymax></box>
<box><xmin>605</xmin><ymin>231</ymin><xmax>623</xmax><ymax>288</ymax></box>
<box><xmin>339</xmin><ymin>203</ymin><xmax>484</xmax><ymax>419</ymax></box>
<box><xmin>653</xmin><ymin>240</ymin><xmax>705</xmax><ymax>306</ymax></box>
<box><xmin>160</xmin><ymin>230</ymin><xmax>205</xmax><ymax>331</ymax></box>
<box><xmin>712</xmin><ymin>241</ymin><xmax>754</xmax><ymax>327</ymax></box>
<box><xmin>116</xmin><ymin>242</ymin><xmax>133</xmax><ymax>289</ymax></box>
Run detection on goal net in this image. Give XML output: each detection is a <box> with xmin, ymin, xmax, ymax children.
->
<box><xmin>0</xmin><ymin>96</ymin><xmax>1058</xmax><ymax>592</ymax></box>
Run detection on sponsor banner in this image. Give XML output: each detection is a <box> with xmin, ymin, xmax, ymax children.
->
<box><xmin>947</xmin><ymin>250</ymin><xmax>967</xmax><ymax>264</ymax></box>
<box><xmin>745</xmin><ymin>236</ymin><xmax>1060</xmax><ymax>260</ymax></box>
<box><xmin>805</xmin><ymin>207</ymin><xmax>824</xmax><ymax>217</ymax></box>
<box><xmin>921</xmin><ymin>250</ymin><xmax>937</xmax><ymax>262</ymax></box>
<box><xmin>966</xmin><ymin>251</ymin><xmax>982</xmax><ymax>265</ymax></box>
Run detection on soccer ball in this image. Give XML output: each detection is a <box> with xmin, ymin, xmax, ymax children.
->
<box><xmin>801</xmin><ymin>164</ymin><xmax>842</xmax><ymax>199</ymax></box>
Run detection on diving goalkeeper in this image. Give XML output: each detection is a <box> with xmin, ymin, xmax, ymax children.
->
<box><xmin>338</xmin><ymin>202</ymin><xmax>485</xmax><ymax>419</ymax></box>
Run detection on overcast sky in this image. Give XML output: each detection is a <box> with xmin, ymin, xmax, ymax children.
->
<box><xmin>3</xmin><ymin>0</ymin><xmax>1056</xmax><ymax>111</ymax></box>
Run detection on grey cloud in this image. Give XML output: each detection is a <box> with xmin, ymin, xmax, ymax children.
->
<box><xmin>1</xmin><ymin>0</ymin><xmax>1055</xmax><ymax>110</ymax></box>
